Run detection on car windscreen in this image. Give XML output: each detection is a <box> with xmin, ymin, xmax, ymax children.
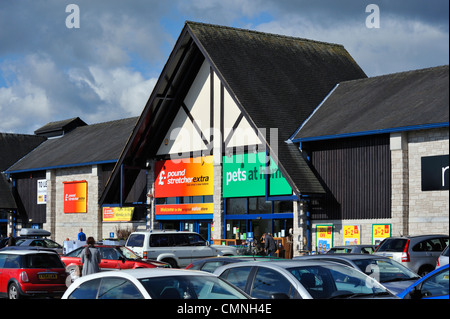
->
<box><xmin>353</xmin><ymin>259</ymin><xmax>420</xmax><ymax>283</ymax></box>
<box><xmin>138</xmin><ymin>275</ymin><xmax>248</xmax><ymax>299</ymax></box>
<box><xmin>288</xmin><ymin>264</ymin><xmax>390</xmax><ymax>299</ymax></box>
<box><xmin>126</xmin><ymin>234</ymin><xmax>145</xmax><ymax>247</ymax></box>
<box><xmin>376</xmin><ymin>238</ymin><xmax>408</xmax><ymax>252</ymax></box>
<box><xmin>25</xmin><ymin>253</ymin><xmax>65</xmax><ymax>268</ymax></box>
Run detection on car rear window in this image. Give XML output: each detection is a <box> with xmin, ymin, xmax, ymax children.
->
<box><xmin>127</xmin><ymin>234</ymin><xmax>145</xmax><ymax>247</ymax></box>
<box><xmin>376</xmin><ymin>238</ymin><xmax>408</xmax><ymax>252</ymax></box>
<box><xmin>25</xmin><ymin>253</ymin><xmax>64</xmax><ymax>268</ymax></box>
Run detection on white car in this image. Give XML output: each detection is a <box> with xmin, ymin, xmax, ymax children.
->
<box><xmin>62</xmin><ymin>268</ymin><xmax>250</xmax><ymax>299</ymax></box>
<box><xmin>213</xmin><ymin>260</ymin><xmax>398</xmax><ymax>299</ymax></box>
<box><xmin>437</xmin><ymin>245</ymin><xmax>449</xmax><ymax>269</ymax></box>
<box><xmin>125</xmin><ymin>230</ymin><xmax>237</xmax><ymax>268</ymax></box>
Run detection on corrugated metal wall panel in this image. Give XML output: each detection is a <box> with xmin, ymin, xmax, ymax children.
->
<box><xmin>305</xmin><ymin>134</ymin><xmax>391</xmax><ymax>220</ymax></box>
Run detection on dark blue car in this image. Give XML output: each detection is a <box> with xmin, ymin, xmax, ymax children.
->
<box><xmin>397</xmin><ymin>264</ymin><xmax>449</xmax><ymax>299</ymax></box>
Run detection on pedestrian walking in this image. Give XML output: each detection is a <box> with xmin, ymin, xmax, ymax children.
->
<box><xmin>264</xmin><ymin>233</ymin><xmax>277</xmax><ymax>257</ymax></box>
<box><xmin>80</xmin><ymin>237</ymin><xmax>101</xmax><ymax>276</ymax></box>
<box><xmin>78</xmin><ymin>228</ymin><xmax>86</xmax><ymax>241</ymax></box>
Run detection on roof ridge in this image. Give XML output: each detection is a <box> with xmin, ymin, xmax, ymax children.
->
<box><xmin>85</xmin><ymin>116</ymin><xmax>139</xmax><ymax>127</ymax></box>
<box><xmin>185</xmin><ymin>20</ymin><xmax>345</xmax><ymax>48</ymax></box>
<box><xmin>342</xmin><ymin>64</ymin><xmax>449</xmax><ymax>85</ymax></box>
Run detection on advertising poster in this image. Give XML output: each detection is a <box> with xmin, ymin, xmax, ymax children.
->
<box><xmin>343</xmin><ymin>225</ymin><xmax>361</xmax><ymax>245</ymax></box>
<box><xmin>154</xmin><ymin>156</ymin><xmax>213</xmax><ymax>198</ymax></box>
<box><xmin>372</xmin><ymin>224</ymin><xmax>391</xmax><ymax>245</ymax></box>
<box><xmin>222</xmin><ymin>152</ymin><xmax>292</xmax><ymax>197</ymax></box>
<box><xmin>103</xmin><ymin>207</ymin><xmax>134</xmax><ymax>222</ymax></box>
<box><xmin>155</xmin><ymin>203</ymin><xmax>213</xmax><ymax>215</ymax></box>
<box><xmin>37</xmin><ymin>179</ymin><xmax>47</xmax><ymax>205</ymax></box>
<box><xmin>316</xmin><ymin>224</ymin><xmax>333</xmax><ymax>253</ymax></box>
<box><xmin>63</xmin><ymin>180</ymin><xmax>87</xmax><ymax>213</ymax></box>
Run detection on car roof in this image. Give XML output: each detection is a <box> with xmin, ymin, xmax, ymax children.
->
<box><xmin>77</xmin><ymin>268</ymin><xmax>216</xmax><ymax>281</ymax></box>
<box><xmin>0</xmin><ymin>249</ymin><xmax>58</xmax><ymax>255</ymax></box>
<box><xmin>215</xmin><ymin>259</ymin><xmax>344</xmax><ymax>270</ymax></box>
<box><xmin>297</xmin><ymin>254</ymin><xmax>389</xmax><ymax>261</ymax></box>
<box><xmin>387</xmin><ymin>234</ymin><xmax>448</xmax><ymax>239</ymax></box>
<box><xmin>331</xmin><ymin>245</ymin><xmax>375</xmax><ymax>248</ymax></box>
<box><xmin>130</xmin><ymin>230</ymin><xmax>196</xmax><ymax>235</ymax></box>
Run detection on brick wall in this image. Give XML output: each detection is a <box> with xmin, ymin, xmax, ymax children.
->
<box><xmin>407</xmin><ymin>128</ymin><xmax>449</xmax><ymax>235</ymax></box>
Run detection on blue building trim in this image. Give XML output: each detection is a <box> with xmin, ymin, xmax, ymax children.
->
<box><xmin>291</xmin><ymin>122</ymin><xmax>449</xmax><ymax>143</ymax></box>
<box><xmin>155</xmin><ymin>214</ymin><xmax>213</xmax><ymax>221</ymax></box>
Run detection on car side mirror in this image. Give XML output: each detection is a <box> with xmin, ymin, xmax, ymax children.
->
<box><xmin>119</xmin><ymin>256</ymin><xmax>126</xmax><ymax>264</ymax></box>
<box><xmin>408</xmin><ymin>286</ymin><xmax>423</xmax><ymax>299</ymax></box>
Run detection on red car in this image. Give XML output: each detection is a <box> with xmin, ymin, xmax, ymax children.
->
<box><xmin>61</xmin><ymin>245</ymin><xmax>169</xmax><ymax>274</ymax></box>
<box><xmin>0</xmin><ymin>250</ymin><xmax>68</xmax><ymax>299</ymax></box>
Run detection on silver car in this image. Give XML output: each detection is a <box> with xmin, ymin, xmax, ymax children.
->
<box><xmin>327</xmin><ymin>245</ymin><xmax>376</xmax><ymax>254</ymax></box>
<box><xmin>374</xmin><ymin>235</ymin><xmax>449</xmax><ymax>276</ymax></box>
<box><xmin>213</xmin><ymin>260</ymin><xmax>397</xmax><ymax>299</ymax></box>
<box><xmin>294</xmin><ymin>254</ymin><xmax>420</xmax><ymax>295</ymax></box>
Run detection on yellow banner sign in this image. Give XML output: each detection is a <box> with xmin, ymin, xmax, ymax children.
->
<box><xmin>103</xmin><ymin>207</ymin><xmax>134</xmax><ymax>222</ymax></box>
<box><xmin>372</xmin><ymin>224</ymin><xmax>391</xmax><ymax>245</ymax></box>
<box><xmin>343</xmin><ymin>225</ymin><xmax>361</xmax><ymax>245</ymax></box>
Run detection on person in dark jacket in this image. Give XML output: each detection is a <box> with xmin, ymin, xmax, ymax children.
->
<box><xmin>264</xmin><ymin>233</ymin><xmax>277</xmax><ymax>256</ymax></box>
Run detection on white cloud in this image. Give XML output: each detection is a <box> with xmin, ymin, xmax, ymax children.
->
<box><xmin>254</xmin><ymin>14</ymin><xmax>449</xmax><ymax>76</ymax></box>
<box><xmin>69</xmin><ymin>66</ymin><xmax>156</xmax><ymax>119</ymax></box>
<box><xmin>0</xmin><ymin>0</ymin><xmax>448</xmax><ymax>134</ymax></box>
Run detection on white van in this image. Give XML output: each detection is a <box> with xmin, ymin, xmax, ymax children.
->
<box><xmin>125</xmin><ymin>230</ymin><xmax>237</xmax><ymax>268</ymax></box>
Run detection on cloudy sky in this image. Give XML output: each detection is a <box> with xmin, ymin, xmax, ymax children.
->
<box><xmin>0</xmin><ymin>0</ymin><xmax>448</xmax><ymax>134</ymax></box>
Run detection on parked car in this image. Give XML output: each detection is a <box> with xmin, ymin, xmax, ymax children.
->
<box><xmin>397</xmin><ymin>264</ymin><xmax>449</xmax><ymax>299</ymax></box>
<box><xmin>61</xmin><ymin>245</ymin><xmax>169</xmax><ymax>276</ymax></box>
<box><xmin>126</xmin><ymin>230</ymin><xmax>237</xmax><ymax>268</ymax></box>
<box><xmin>213</xmin><ymin>260</ymin><xmax>397</xmax><ymax>299</ymax></box>
<box><xmin>185</xmin><ymin>256</ymin><xmax>280</xmax><ymax>273</ymax></box>
<box><xmin>62</xmin><ymin>268</ymin><xmax>250</xmax><ymax>299</ymax></box>
<box><xmin>436</xmin><ymin>245</ymin><xmax>449</xmax><ymax>269</ymax></box>
<box><xmin>374</xmin><ymin>235</ymin><xmax>449</xmax><ymax>276</ymax></box>
<box><xmin>327</xmin><ymin>245</ymin><xmax>376</xmax><ymax>254</ymax></box>
<box><xmin>294</xmin><ymin>254</ymin><xmax>420</xmax><ymax>295</ymax></box>
<box><xmin>0</xmin><ymin>250</ymin><xmax>68</xmax><ymax>299</ymax></box>
<box><xmin>15</xmin><ymin>238</ymin><xmax>63</xmax><ymax>255</ymax></box>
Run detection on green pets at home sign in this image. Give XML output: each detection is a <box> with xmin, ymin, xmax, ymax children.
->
<box><xmin>222</xmin><ymin>152</ymin><xmax>292</xmax><ymax>198</ymax></box>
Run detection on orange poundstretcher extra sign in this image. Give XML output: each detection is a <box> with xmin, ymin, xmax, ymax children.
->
<box><xmin>63</xmin><ymin>180</ymin><xmax>87</xmax><ymax>213</ymax></box>
<box><xmin>154</xmin><ymin>156</ymin><xmax>213</xmax><ymax>198</ymax></box>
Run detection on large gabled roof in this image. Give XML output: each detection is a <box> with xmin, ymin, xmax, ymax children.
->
<box><xmin>101</xmin><ymin>22</ymin><xmax>367</xmax><ymax>202</ymax></box>
<box><xmin>0</xmin><ymin>133</ymin><xmax>46</xmax><ymax>171</ymax></box>
<box><xmin>293</xmin><ymin>65</ymin><xmax>449</xmax><ymax>142</ymax></box>
<box><xmin>7</xmin><ymin>117</ymin><xmax>138</xmax><ymax>173</ymax></box>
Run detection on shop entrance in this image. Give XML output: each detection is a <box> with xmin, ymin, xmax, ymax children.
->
<box><xmin>225</xmin><ymin>218</ymin><xmax>292</xmax><ymax>241</ymax></box>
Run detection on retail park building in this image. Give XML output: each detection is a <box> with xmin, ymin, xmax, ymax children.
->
<box><xmin>1</xmin><ymin>22</ymin><xmax>449</xmax><ymax>255</ymax></box>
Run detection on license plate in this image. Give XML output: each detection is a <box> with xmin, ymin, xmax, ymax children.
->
<box><xmin>38</xmin><ymin>273</ymin><xmax>57</xmax><ymax>280</ymax></box>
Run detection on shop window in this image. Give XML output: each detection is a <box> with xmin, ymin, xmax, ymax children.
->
<box><xmin>226</xmin><ymin>220</ymin><xmax>247</xmax><ymax>240</ymax></box>
<box><xmin>155</xmin><ymin>198</ymin><xmax>166</xmax><ymax>205</ymax></box>
<box><xmin>204</xmin><ymin>195</ymin><xmax>213</xmax><ymax>203</ymax></box>
<box><xmin>166</xmin><ymin>197</ymin><xmax>177</xmax><ymax>204</ymax></box>
<box><xmin>178</xmin><ymin>196</ymin><xmax>190</xmax><ymax>204</ymax></box>
<box><xmin>226</xmin><ymin>198</ymin><xmax>247</xmax><ymax>214</ymax></box>
<box><xmin>156</xmin><ymin>196</ymin><xmax>213</xmax><ymax>205</ymax></box>
<box><xmin>249</xmin><ymin>197</ymin><xmax>271</xmax><ymax>214</ymax></box>
<box><xmin>273</xmin><ymin>201</ymin><xmax>293</xmax><ymax>214</ymax></box>
<box><xmin>192</xmin><ymin>196</ymin><xmax>203</xmax><ymax>203</ymax></box>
